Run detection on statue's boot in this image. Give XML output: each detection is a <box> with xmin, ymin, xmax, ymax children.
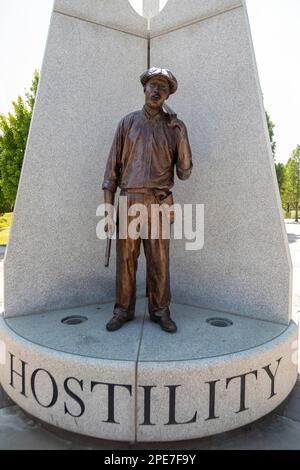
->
<box><xmin>150</xmin><ymin>309</ymin><xmax>177</xmax><ymax>333</ymax></box>
<box><xmin>106</xmin><ymin>311</ymin><xmax>134</xmax><ymax>332</ymax></box>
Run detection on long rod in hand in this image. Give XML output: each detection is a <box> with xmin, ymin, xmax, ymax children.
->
<box><xmin>105</xmin><ymin>235</ymin><xmax>112</xmax><ymax>268</ymax></box>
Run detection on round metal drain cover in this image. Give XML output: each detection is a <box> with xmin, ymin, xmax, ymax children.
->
<box><xmin>206</xmin><ymin>317</ymin><xmax>233</xmax><ymax>327</ymax></box>
<box><xmin>61</xmin><ymin>316</ymin><xmax>88</xmax><ymax>325</ymax></box>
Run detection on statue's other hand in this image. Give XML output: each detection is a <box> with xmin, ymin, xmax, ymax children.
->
<box><xmin>104</xmin><ymin>216</ymin><xmax>116</xmax><ymax>237</ymax></box>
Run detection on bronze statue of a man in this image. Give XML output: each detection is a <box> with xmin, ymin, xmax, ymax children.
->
<box><xmin>102</xmin><ymin>67</ymin><xmax>193</xmax><ymax>333</ymax></box>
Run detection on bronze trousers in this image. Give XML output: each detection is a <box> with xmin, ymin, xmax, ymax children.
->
<box><xmin>113</xmin><ymin>190</ymin><xmax>171</xmax><ymax>320</ymax></box>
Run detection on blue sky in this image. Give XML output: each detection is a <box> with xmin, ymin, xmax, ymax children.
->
<box><xmin>0</xmin><ymin>0</ymin><xmax>299</xmax><ymax>164</ymax></box>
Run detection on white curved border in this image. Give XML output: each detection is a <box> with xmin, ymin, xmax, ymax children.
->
<box><xmin>127</xmin><ymin>0</ymin><xmax>169</xmax><ymax>19</ymax></box>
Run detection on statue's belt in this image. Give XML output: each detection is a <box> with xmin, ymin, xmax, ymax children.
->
<box><xmin>120</xmin><ymin>189</ymin><xmax>175</xmax><ymax>224</ymax></box>
<box><xmin>120</xmin><ymin>188</ymin><xmax>172</xmax><ymax>203</ymax></box>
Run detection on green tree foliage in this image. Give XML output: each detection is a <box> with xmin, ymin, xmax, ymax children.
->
<box><xmin>275</xmin><ymin>162</ymin><xmax>286</xmax><ymax>198</ymax></box>
<box><xmin>0</xmin><ymin>146</ymin><xmax>10</xmax><ymax>214</ymax></box>
<box><xmin>266</xmin><ymin>111</ymin><xmax>276</xmax><ymax>159</ymax></box>
<box><xmin>0</xmin><ymin>70</ymin><xmax>39</xmax><ymax>210</ymax></box>
<box><xmin>265</xmin><ymin>112</ymin><xmax>286</xmax><ymax>199</ymax></box>
<box><xmin>283</xmin><ymin>146</ymin><xmax>300</xmax><ymax>221</ymax></box>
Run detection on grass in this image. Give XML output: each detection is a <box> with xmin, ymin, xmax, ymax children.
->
<box><xmin>0</xmin><ymin>212</ymin><xmax>13</xmax><ymax>245</ymax></box>
<box><xmin>284</xmin><ymin>210</ymin><xmax>299</xmax><ymax>220</ymax></box>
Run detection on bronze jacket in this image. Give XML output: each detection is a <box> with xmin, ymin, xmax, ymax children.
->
<box><xmin>102</xmin><ymin>106</ymin><xmax>193</xmax><ymax>195</ymax></box>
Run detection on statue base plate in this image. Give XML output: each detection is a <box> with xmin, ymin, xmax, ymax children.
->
<box><xmin>0</xmin><ymin>299</ymin><xmax>297</xmax><ymax>442</ymax></box>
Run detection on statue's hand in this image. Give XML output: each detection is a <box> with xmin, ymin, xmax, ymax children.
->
<box><xmin>104</xmin><ymin>215</ymin><xmax>116</xmax><ymax>237</ymax></box>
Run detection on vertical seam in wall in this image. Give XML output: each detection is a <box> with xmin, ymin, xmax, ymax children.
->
<box><xmin>134</xmin><ymin>300</ymin><xmax>147</xmax><ymax>442</ymax></box>
<box><xmin>147</xmin><ymin>33</ymin><xmax>151</xmax><ymax>68</ymax></box>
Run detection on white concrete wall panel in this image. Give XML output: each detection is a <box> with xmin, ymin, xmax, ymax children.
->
<box><xmin>54</xmin><ymin>0</ymin><xmax>148</xmax><ymax>37</ymax></box>
<box><xmin>150</xmin><ymin>3</ymin><xmax>291</xmax><ymax>324</ymax></box>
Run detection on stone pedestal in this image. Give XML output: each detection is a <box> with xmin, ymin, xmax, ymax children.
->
<box><xmin>0</xmin><ymin>0</ymin><xmax>297</xmax><ymax>442</ymax></box>
<box><xmin>0</xmin><ymin>301</ymin><xmax>297</xmax><ymax>441</ymax></box>
<box><xmin>0</xmin><ymin>385</ymin><xmax>12</xmax><ymax>410</ymax></box>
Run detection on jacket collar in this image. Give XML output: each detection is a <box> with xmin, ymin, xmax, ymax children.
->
<box><xmin>143</xmin><ymin>105</ymin><xmax>164</xmax><ymax>121</ymax></box>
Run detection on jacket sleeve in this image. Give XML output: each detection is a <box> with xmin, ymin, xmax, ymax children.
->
<box><xmin>102</xmin><ymin>120</ymin><xmax>123</xmax><ymax>193</ymax></box>
<box><xmin>175</xmin><ymin>121</ymin><xmax>193</xmax><ymax>180</ymax></box>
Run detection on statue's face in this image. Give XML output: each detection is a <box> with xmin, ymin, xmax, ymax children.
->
<box><xmin>144</xmin><ymin>76</ymin><xmax>170</xmax><ymax>110</ymax></box>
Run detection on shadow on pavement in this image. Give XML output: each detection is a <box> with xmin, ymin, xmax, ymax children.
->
<box><xmin>288</xmin><ymin>233</ymin><xmax>300</xmax><ymax>244</ymax></box>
